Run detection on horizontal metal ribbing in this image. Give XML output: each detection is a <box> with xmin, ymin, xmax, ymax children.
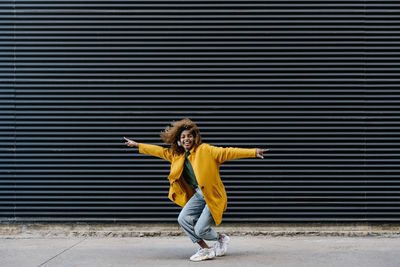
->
<box><xmin>1</xmin><ymin>0</ymin><xmax>400</xmax><ymax>223</ymax></box>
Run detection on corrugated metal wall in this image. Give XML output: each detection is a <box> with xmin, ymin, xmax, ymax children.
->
<box><xmin>1</xmin><ymin>1</ymin><xmax>400</xmax><ymax>223</ymax></box>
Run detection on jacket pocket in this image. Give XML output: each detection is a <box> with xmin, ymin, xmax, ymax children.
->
<box><xmin>168</xmin><ymin>179</ymin><xmax>186</xmax><ymax>206</ymax></box>
<box><xmin>212</xmin><ymin>186</ymin><xmax>227</xmax><ymax>211</ymax></box>
<box><xmin>214</xmin><ymin>184</ymin><xmax>225</xmax><ymax>198</ymax></box>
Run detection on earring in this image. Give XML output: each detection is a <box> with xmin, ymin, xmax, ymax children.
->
<box><xmin>177</xmin><ymin>141</ymin><xmax>181</xmax><ymax>146</ymax></box>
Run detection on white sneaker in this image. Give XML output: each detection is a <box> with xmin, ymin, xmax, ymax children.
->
<box><xmin>190</xmin><ymin>247</ymin><xmax>216</xmax><ymax>262</ymax></box>
<box><xmin>213</xmin><ymin>233</ymin><xmax>230</xmax><ymax>256</ymax></box>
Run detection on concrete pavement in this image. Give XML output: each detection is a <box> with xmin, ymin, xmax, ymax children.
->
<box><xmin>1</xmin><ymin>236</ymin><xmax>400</xmax><ymax>267</ymax></box>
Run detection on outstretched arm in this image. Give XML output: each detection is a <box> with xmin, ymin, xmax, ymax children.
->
<box><xmin>123</xmin><ymin>137</ymin><xmax>173</xmax><ymax>162</ymax></box>
<box><xmin>207</xmin><ymin>144</ymin><xmax>269</xmax><ymax>163</ymax></box>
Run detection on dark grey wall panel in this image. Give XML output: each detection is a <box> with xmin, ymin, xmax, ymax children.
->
<box><xmin>1</xmin><ymin>1</ymin><xmax>400</xmax><ymax>222</ymax></box>
<box><xmin>0</xmin><ymin>0</ymin><xmax>15</xmax><ymax>223</ymax></box>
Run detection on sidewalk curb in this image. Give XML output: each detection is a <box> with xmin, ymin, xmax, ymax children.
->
<box><xmin>3</xmin><ymin>231</ymin><xmax>400</xmax><ymax>239</ymax></box>
<box><xmin>2</xmin><ymin>231</ymin><xmax>400</xmax><ymax>239</ymax></box>
<box><xmin>2</xmin><ymin>223</ymin><xmax>400</xmax><ymax>238</ymax></box>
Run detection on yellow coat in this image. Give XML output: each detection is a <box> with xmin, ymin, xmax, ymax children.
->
<box><xmin>138</xmin><ymin>142</ymin><xmax>256</xmax><ymax>225</ymax></box>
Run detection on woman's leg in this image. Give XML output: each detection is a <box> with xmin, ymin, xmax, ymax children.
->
<box><xmin>195</xmin><ymin>205</ymin><xmax>231</xmax><ymax>257</ymax></box>
<box><xmin>177</xmin><ymin>190</ymin><xmax>206</xmax><ymax>245</ymax></box>
<box><xmin>179</xmin><ymin>188</ymin><xmax>220</xmax><ymax>261</ymax></box>
<box><xmin>194</xmin><ymin>204</ymin><xmax>219</xmax><ymax>242</ymax></box>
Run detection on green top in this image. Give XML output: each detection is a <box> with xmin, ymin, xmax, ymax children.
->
<box><xmin>182</xmin><ymin>151</ymin><xmax>198</xmax><ymax>189</ymax></box>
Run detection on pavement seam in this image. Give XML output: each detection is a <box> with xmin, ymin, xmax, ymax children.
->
<box><xmin>37</xmin><ymin>238</ymin><xmax>87</xmax><ymax>267</ymax></box>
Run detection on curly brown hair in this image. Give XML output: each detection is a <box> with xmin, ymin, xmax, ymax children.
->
<box><xmin>160</xmin><ymin>118</ymin><xmax>202</xmax><ymax>155</ymax></box>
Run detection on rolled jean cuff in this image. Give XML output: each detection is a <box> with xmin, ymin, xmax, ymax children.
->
<box><xmin>191</xmin><ymin>237</ymin><xmax>202</xmax><ymax>244</ymax></box>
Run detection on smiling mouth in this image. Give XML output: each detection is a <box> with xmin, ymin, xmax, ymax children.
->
<box><xmin>183</xmin><ymin>141</ymin><xmax>192</xmax><ymax>146</ymax></box>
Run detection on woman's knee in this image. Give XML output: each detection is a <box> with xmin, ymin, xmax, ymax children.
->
<box><xmin>177</xmin><ymin>213</ymin><xmax>185</xmax><ymax>226</ymax></box>
<box><xmin>194</xmin><ymin>223</ymin><xmax>209</xmax><ymax>238</ymax></box>
<box><xmin>178</xmin><ymin>212</ymin><xmax>191</xmax><ymax>226</ymax></box>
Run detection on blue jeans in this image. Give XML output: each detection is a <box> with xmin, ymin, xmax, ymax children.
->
<box><xmin>177</xmin><ymin>186</ymin><xmax>219</xmax><ymax>243</ymax></box>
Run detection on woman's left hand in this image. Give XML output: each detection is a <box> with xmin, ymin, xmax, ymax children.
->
<box><xmin>256</xmin><ymin>148</ymin><xmax>269</xmax><ymax>159</ymax></box>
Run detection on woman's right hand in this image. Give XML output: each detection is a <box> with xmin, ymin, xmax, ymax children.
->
<box><xmin>124</xmin><ymin>137</ymin><xmax>138</xmax><ymax>148</ymax></box>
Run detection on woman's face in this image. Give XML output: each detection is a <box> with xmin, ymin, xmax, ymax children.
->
<box><xmin>180</xmin><ymin>129</ymin><xmax>195</xmax><ymax>152</ymax></box>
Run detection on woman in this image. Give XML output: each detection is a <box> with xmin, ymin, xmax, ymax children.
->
<box><xmin>124</xmin><ymin>118</ymin><xmax>269</xmax><ymax>262</ymax></box>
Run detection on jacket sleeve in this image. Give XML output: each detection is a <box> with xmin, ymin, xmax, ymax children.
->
<box><xmin>138</xmin><ymin>143</ymin><xmax>173</xmax><ymax>162</ymax></box>
<box><xmin>207</xmin><ymin>144</ymin><xmax>256</xmax><ymax>163</ymax></box>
